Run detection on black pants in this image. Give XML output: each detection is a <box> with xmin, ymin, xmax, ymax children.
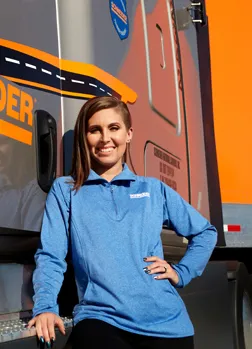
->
<box><xmin>72</xmin><ymin>319</ymin><xmax>194</xmax><ymax>349</ymax></box>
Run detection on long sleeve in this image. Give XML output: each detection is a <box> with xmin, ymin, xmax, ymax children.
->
<box><xmin>161</xmin><ymin>182</ymin><xmax>217</xmax><ymax>288</ymax></box>
<box><xmin>32</xmin><ymin>178</ymin><xmax>70</xmax><ymax>317</ymax></box>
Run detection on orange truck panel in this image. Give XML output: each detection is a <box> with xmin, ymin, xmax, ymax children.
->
<box><xmin>206</xmin><ymin>1</ymin><xmax>252</xmax><ymax>204</ymax></box>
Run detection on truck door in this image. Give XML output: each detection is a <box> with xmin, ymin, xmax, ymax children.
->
<box><xmin>0</xmin><ymin>0</ymin><xmax>60</xmax><ymax>241</ymax></box>
<box><xmin>0</xmin><ymin>0</ymin><xmax>62</xmax><ymax>345</ymax></box>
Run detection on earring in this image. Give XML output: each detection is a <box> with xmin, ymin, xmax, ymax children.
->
<box><xmin>127</xmin><ymin>140</ymin><xmax>131</xmax><ymax>143</ymax></box>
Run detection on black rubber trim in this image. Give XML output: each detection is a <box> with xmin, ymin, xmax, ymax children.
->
<box><xmin>195</xmin><ymin>0</ymin><xmax>225</xmax><ymax>245</ymax></box>
<box><xmin>171</xmin><ymin>0</ymin><xmax>191</xmax><ymax>203</ymax></box>
<box><xmin>0</xmin><ymin>227</ymin><xmax>39</xmax><ymax>236</ymax></box>
<box><xmin>35</xmin><ymin>110</ymin><xmax>57</xmax><ymax>193</ymax></box>
<box><xmin>144</xmin><ymin>140</ymin><xmax>181</xmax><ymax>160</ymax></box>
<box><xmin>0</xmin><ymin>227</ymin><xmax>40</xmax><ymax>263</ymax></box>
<box><xmin>211</xmin><ymin>247</ymin><xmax>252</xmax><ymax>274</ymax></box>
<box><xmin>228</xmin><ymin>262</ymin><xmax>252</xmax><ymax>349</ymax></box>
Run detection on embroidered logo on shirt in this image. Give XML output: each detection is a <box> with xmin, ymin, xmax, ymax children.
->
<box><xmin>130</xmin><ymin>192</ymin><xmax>150</xmax><ymax>199</ymax></box>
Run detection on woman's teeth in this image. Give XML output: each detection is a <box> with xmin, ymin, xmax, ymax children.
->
<box><xmin>99</xmin><ymin>147</ymin><xmax>113</xmax><ymax>153</ymax></box>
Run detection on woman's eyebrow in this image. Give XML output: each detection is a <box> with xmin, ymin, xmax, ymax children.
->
<box><xmin>88</xmin><ymin>124</ymin><xmax>100</xmax><ymax>128</ymax></box>
<box><xmin>88</xmin><ymin>122</ymin><xmax>121</xmax><ymax>128</ymax></box>
<box><xmin>108</xmin><ymin>122</ymin><xmax>121</xmax><ymax>126</ymax></box>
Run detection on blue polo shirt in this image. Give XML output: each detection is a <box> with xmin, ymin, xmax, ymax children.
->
<box><xmin>32</xmin><ymin>164</ymin><xmax>217</xmax><ymax>337</ymax></box>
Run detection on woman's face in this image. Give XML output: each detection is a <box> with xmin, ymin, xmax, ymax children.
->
<box><xmin>86</xmin><ymin>108</ymin><xmax>132</xmax><ymax>171</ymax></box>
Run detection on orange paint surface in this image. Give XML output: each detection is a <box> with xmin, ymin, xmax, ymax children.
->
<box><xmin>206</xmin><ymin>1</ymin><xmax>252</xmax><ymax>204</ymax></box>
<box><xmin>0</xmin><ymin>119</ymin><xmax>32</xmax><ymax>145</ymax></box>
<box><xmin>0</xmin><ymin>78</ymin><xmax>33</xmax><ymax>145</ymax></box>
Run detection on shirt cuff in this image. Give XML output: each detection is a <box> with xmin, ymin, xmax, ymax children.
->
<box><xmin>32</xmin><ymin>305</ymin><xmax>59</xmax><ymax>318</ymax></box>
<box><xmin>171</xmin><ymin>264</ymin><xmax>184</xmax><ymax>288</ymax></box>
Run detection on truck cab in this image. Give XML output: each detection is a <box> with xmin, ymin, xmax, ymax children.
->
<box><xmin>0</xmin><ymin>1</ymin><xmax>251</xmax><ymax>348</ymax></box>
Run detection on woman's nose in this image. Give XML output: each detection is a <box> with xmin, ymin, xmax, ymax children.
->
<box><xmin>101</xmin><ymin>129</ymin><xmax>110</xmax><ymax>143</ymax></box>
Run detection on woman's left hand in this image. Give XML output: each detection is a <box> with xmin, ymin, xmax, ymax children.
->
<box><xmin>143</xmin><ymin>256</ymin><xmax>179</xmax><ymax>285</ymax></box>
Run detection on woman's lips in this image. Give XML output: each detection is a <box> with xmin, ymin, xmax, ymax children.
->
<box><xmin>96</xmin><ymin>146</ymin><xmax>115</xmax><ymax>154</ymax></box>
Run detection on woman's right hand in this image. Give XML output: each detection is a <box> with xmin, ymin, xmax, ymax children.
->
<box><xmin>27</xmin><ymin>312</ymin><xmax>65</xmax><ymax>347</ymax></box>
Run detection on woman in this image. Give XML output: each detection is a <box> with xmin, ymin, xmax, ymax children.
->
<box><xmin>28</xmin><ymin>96</ymin><xmax>217</xmax><ymax>349</ymax></box>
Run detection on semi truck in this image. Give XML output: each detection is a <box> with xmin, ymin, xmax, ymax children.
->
<box><xmin>0</xmin><ymin>1</ymin><xmax>251</xmax><ymax>348</ymax></box>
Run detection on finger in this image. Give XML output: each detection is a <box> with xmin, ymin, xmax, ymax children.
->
<box><xmin>154</xmin><ymin>273</ymin><xmax>168</xmax><ymax>280</ymax></box>
<box><xmin>147</xmin><ymin>266</ymin><xmax>169</xmax><ymax>275</ymax></box>
<box><xmin>154</xmin><ymin>269</ymin><xmax>179</xmax><ymax>284</ymax></box>
<box><xmin>35</xmin><ymin>319</ymin><xmax>45</xmax><ymax>344</ymax></box>
<box><xmin>144</xmin><ymin>261</ymin><xmax>169</xmax><ymax>272</ymax></box>
<box><xmin>55</xmin><ymin>317</ymin><xmax>66</xmax><ymax>336</ymax></box>
<box><xmin>143</xmin><ymin>261</ymin><xmax>159</xmax><ymax>272</ymax></box>
<box><xmin>143</xmin><ymin>262</ymin><xmax>162</xmax><ymax>273</ymax></box>
<box><xmin>143</xmin><ymin>256</ymin><xmax>162</xmax><ymax>262</ymax></box>
<box><xmin>41</xmin><ymin>320</ymin><xmax>50</xmax><ymax>345</ymax></box>
<box><xmin>27</xmin><ymin>317</ymin><xmax>36</xmax><ymax>329</ymax></box>
<box><xmin>47</xmin><ymin>317</ymin><xmax>56</xmax><ymax>343</ymax></box>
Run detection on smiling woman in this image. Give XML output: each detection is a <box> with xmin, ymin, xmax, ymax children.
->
<box><xmin>29</xmin><ymin>96</ymin><xmax>217</xmax><ymax>349</ymax></box>
<box><xmin>70</xmin><ymin>96</ymin><xmax>133</xmax><ymax>188</ymax></box>
<box><xmin>86</xmin><ymin>107</ymin><xmax>133</xmax><ymax>180</ymax></box>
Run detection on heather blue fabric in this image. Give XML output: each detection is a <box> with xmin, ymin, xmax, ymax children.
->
<box><xmin>32</xmin><ymin>164</ymin><xmax>217</xmax><ymax>338</ymax></box>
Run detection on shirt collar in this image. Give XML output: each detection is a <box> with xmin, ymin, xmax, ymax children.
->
<box><xmin>86</xmin><ymin>163</ymin><xmax>136</xmax><ymax>183</ymax></box>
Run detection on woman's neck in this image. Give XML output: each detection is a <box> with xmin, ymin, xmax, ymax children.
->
<box><xmin>92</xmin><ymin>162</ymin><xmax>123</xmax><ymax>182</ymax></box>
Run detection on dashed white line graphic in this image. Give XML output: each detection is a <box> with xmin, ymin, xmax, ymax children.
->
<box><xmin>5</xmin><ymin>57</ymin><xmax>20</xmax><ymax>64</ymax></box>
<box><xmin>25</xmin><ymin>63</ymin><xmax>37</xmax><ymax>70</ymax></box>
<box><xmin>56</xmin><ymin>75</ymin><xmax>66</xmax><ymax>80</ymax></box>
<box><xmin>41</xmin><ymin>68</ymin><xmax>52</xmax><ymax>75</ymax></box>
<box><xmin>3</xmin><ymin>54</ymin><xmax>115</xmax><ymax>98</ymax></box>
<box><xmin>71</xmin><ymin>79</ymin><xmax>85</xmax><ymax>85</ymax></box>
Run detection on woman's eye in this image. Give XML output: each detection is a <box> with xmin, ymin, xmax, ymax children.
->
<box><xmin>89</xmin><ymin>128</ymin><xmax>99</xmax><ymax>134</ymax></box>
<box><xmin>110</xmin><ymin>126</ymin><xmax>119</xmax><ymax>131</ymax></box>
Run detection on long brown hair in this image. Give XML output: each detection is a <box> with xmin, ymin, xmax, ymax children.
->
<box><xmin>70</xmin><ymin>96</ymin><xmax>132</xmax><ymax>191</ymax></box>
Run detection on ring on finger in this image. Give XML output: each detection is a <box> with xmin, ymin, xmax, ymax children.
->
<box><xmin>163</xmin><ymin>266</ymin><xmax>167</xmax><ymax>273</ymax></box>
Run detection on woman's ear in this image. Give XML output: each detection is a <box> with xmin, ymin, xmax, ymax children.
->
<box><xmin>127</xmin><ymin>127</ymin><xmax>133</xmax><ymax>143</ymax></box>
